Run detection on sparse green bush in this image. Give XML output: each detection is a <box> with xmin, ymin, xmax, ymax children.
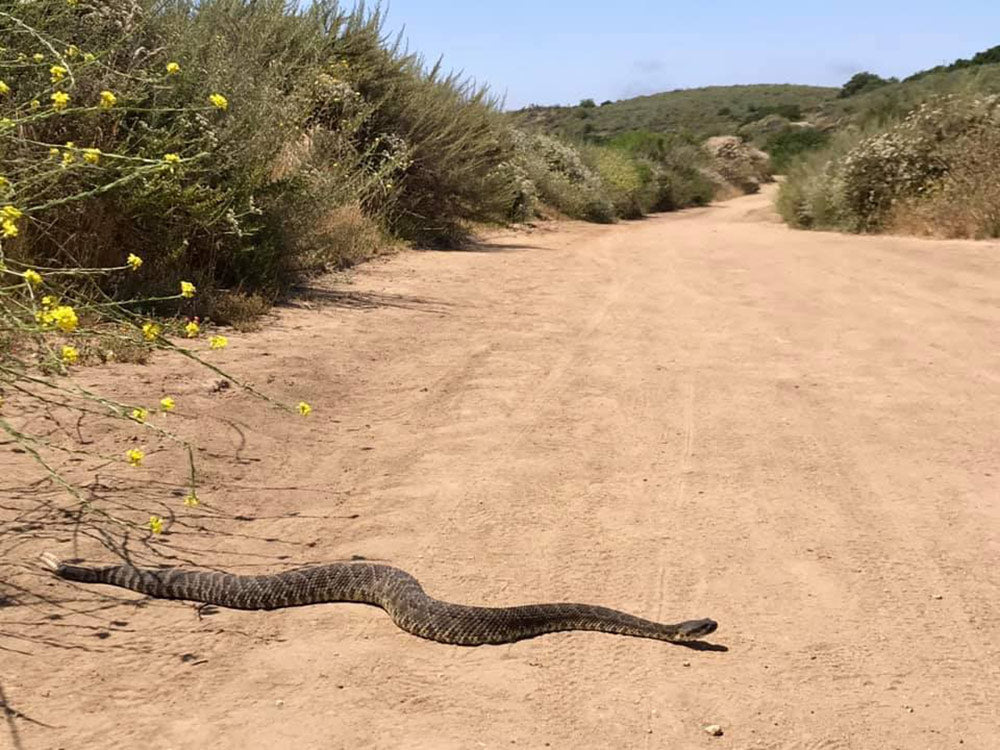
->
<box><xmin>581</xmin><ymin>145</ymin><xmax>648</xmax><ymax>219</ymax></box>
<box><xmin>838</xmin><ymin>72</ymin><xmax>893</xmax><ymax>98</ymax></box>
<box><xmin>650</xmin><ymin>160</ymin><xmax>716</xmax><ymax>211</ymax></box>
<box><xmin>763</xmin><ymin>127</ymin><xmax>831</xmax><ymax>172</ymax></box>
<box><xmin>604</xmin><ymin>132</ymin><xmax>717</xmax><ymax>211</ymax></box>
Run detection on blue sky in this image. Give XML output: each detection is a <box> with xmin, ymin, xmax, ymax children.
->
<box><xmin>378</xmin><ymin>1</ymin><xmax>1000</xmax><ymax>109</ymax></box>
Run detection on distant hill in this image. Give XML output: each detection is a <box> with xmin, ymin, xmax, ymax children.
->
<box><xmin>507</xmin><ymin>84</ymin><xmax>839</xmax><ymax>141</ymax></box>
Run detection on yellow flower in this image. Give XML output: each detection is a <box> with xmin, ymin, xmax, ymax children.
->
<box><xmin>41</xmin><ymin>295</ymin><xmax>56</xmax><ymax>307</ymax></box>
<box><xmin>183</xmin><ymin>493</ymin><xmax>199</xmax><ymax>507</ymax></box>
<box><xmin>51</xmin><ymin>91</ymin><xmax>70</xmax><ymax>111</ymax></box>
<box><xmin>50</xmin><ymin>305</ymin><xmax>78</xmax><ymax>333</ymax></box>
<box><xmin>163</xmin><ymin>153</ymin><xmax>181</xmax><ymax>164</ymax></box>
<box><xmin>131</xmin><ymin>407</ymin><xmax>148</xmax><ymax>423</ymax></box>
<box><xmin>67</xmin><ymin>0</ymin><xmax>79</xmax><ymax>6</ymax></box>
<box><xmin>1</xmin><ymin>219</ymin><xmax>17</xmax><ymax>238</ymax></box>
<box><xmin>49</xmin><ymin>147</ymin><xmax>59</xmax><ymax>157</ymax></box>
<box><xmin>159</xmin><ymin>396</ymin><xmax>176</xmax><ymax>412</ymax></box>
<box><xmin>62</xmin><ymin>150</ymin><xmax>75</xmax><ymax>166</ymax></box>
<box><xmin>209</xmin><ymin>335</ymin><xmax>228</xmax><ymax>350</ymax></box>
<box><xmin>82</xmin><ymin>148</ymin><xmax>100</xmax><ymax>165</ymax></box>
<box><xmin>83</xmin><ymin>52</ymin><xmax>95</xmax><ymax>63</ymax></box>
<box><xmin>126</xmin><ymin>448</ymin><xmax>145</xmax><ymax>467</ymax></box>
<box><xmin>32</xmin><ymin>53</ymin><xmax>44</xmax><ymax>63</ymax></box>
<box><xmin>141</xmin><ymin>321</ymin><xmax>161</xmax><ymax>341</ymax></box>
<box><xmin>49</xmin><ymin>65</ymin><xmax>68</xmax><ymax>83</ymax></box>
<box><xmin>65</xmin><ymin>45</ymin><xmax>80</xmax><ymax>58</ymax></box>
<box><xmin>23</xmin><ymin>269</ymin><xmax>42</xmax><ymax>286</ymax></box>
<box><xmin>148</xmin><ymin>515</ymin><xmax>163</xmax><ymax>534</ymax></box>
<box><xmin>166</xmin><ymin>62</ymin><xmax>181</xmax><ymax>75</ymax></box>
<box><xmin>208</xmin><ymin>93</ymin><xmax>228</xmax><ymax>110</ymax></box>
<box><xmin>30</xmin><ymin>99</ymin><xmax>40</xmax><ymax>110</ymax></box>
<box><xmin>99</xmin><ymin>90</ymin><xmax>117</xmax><ymax>109</ymax></box>
<box><xmin>126</xmin><ymin>253</ymin><xmax>143</xmax><ymax>270</ymax></box>
<box><xmin>179</xmin><ymin>280</ymin><xmax>196</xmax><ymax>298</ymax></box>
<box><xmin>61</xmin><ymin>345</ymin><xmax>79</xmax><ymax>364</ymax></box>
<box><xmin>1</xmin><ymin>205</ymin><xmax>22</xmax><ymax>221</ymax></box>
<box><xmin>185</xmin><ymin>320</ymin><xmax>200</xmax><ymax>338</ymax></box>
<box><xmin>297</xmin><ymin>401</ymin><xmax>312</xmax><ymax>417</ymax></box>
<box><xmin>0</xmin><ymin>80</ymin><xmax>9</xmax><ymax>96</ymax></box>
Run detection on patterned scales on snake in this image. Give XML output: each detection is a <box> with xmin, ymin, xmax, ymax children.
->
<box><xmin>41</xmin><ymin>556</ymin><xmax>718</xmax><ymax>646</ymax></box>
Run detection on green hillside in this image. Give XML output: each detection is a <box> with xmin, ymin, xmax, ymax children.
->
<box><xmin>508</xmin><ymin>84</ymin><xmax>840</xmax><ymax>141</ymax></box>
<box><xmin>904</xmin><ymin>43</ymin><xmax>1000</xmax><ymax>82</ymax></box>
<box><xmin>818</xmin><ymin>62</ymin><xmax>1000</xmax><ymax>129</ymax></box>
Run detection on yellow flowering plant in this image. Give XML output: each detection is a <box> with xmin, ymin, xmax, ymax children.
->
<box><xmin>0</xmin><ymin>0</ymin><xmax>355</xmax><ymax>559</ymax></box>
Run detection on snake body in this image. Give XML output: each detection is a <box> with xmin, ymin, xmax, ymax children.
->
<box><xmin>42</xmin><ymin>557</ymin><xmax>718</xmax><ymax>646</ymax></box>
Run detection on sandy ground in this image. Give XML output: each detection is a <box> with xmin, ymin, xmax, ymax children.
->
<box><xmin>2</xmin><ymin>186</ymin><xmax>998</xmax><ymax>749</ymax></box>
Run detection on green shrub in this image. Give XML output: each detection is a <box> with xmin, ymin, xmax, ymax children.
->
<box><xmin>650</xmin><ymin>162</ymin><xmax>716</xmax><ymax>211</ymax></box>
<box><xmin>601</xmin><ymin>131</ymin><xmax>717</xmax><ymax>211</ymax></box>
<box><xmin>763</xmin><ymin>127</ymin><xmax>831</xmax><ymax>172</ymax></box>
<box><xmin>838</xmin><ymin>72</ymin><xmax>893</xmax><ymax>98</ymax></box>
<box><xmin>703</xmin><ymin>136</ymin><xmax>772</xmax><ymax>194</ymax></box>
<box><xmin>508</xmin><ymin>130</ymin><xmax>615</xmax><ymax>222</ymax></box>
<box><xmin>581</xmin><ymin>145</ymin><xmax>648</xmax><ymax>219</ymax></box>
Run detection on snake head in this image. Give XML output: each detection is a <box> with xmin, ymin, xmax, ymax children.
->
<box><xmin>674</xmin><ymin>618</ymin><xmax>718</xmax><ymax>640</ymax></box>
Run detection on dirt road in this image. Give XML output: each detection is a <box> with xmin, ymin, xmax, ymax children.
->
<box><xmin>3</xmin><ymin>187</ymin><xmax>998</xmax><ymax>749</ymax></box>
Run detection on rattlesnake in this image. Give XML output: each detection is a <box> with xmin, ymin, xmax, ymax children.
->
<box><xmin>41</xmin><ymin>555</ymin><xmax>718</xmax><ymax>646</ymax></box>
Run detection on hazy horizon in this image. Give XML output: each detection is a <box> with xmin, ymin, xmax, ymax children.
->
<box><xmin>378</xmin><ymin>0</ymin><xmax>1000</xmax><ymax>110</ymax></box>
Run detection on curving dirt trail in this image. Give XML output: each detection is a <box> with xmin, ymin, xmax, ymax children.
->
<box><xmin>2</xmin><ymin>186</ymin><xmax>999</xmax><ymax>749</ymax></box>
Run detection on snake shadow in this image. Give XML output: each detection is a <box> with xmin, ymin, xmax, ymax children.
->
<box><xmin>673</xmin><ymin>639</ymin><xmax>728</xmax><ymax>652</ymax></box>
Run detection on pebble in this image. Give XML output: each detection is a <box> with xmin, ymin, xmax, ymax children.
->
<box><xmin>703</xmin><ymin>724</ymin><xmax>724</xmax><ymax>737</ymax></box>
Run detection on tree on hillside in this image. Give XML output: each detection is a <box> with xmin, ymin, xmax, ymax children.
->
<box><xmin>970</xmin><ymin>44</ymin><xmax>1000</xmax><ymax>66</ymax></box>
<box><xmin>838</xmin><ymin>71</ymin><xmax>892</xmax><ymax>98</ymax></box>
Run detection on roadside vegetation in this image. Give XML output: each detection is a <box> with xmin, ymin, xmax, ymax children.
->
<box><xmin>0</xmin><ymin>0</ymin><xmax>768</xmax><ymax>554</ymax></box>
<box><xmin>779</xmin><ymin>47</ymin><xmax>1000</xmax><ymax>239</ymax></box>
<box><xmin>6</xmin><ymin>1</ymin><xmax>993</xmax><ymax>556</ymax></box>
<box><xmin>506</xmin><ymin>129</ymin><xmax>721</xmax><ymax>223</ymax></box>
